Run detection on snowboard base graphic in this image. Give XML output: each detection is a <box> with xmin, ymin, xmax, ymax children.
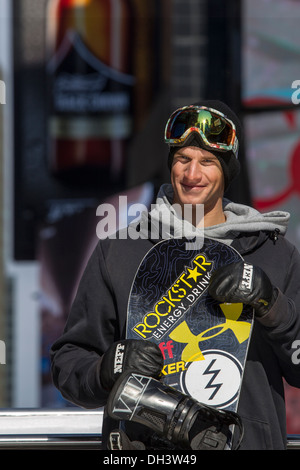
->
<box><xmin>126</xmin><ymin>238</ymin><xmax>254</xmax><ymax>413</ymax></box>
<box><xmin>124</xmin><ymin>237</ymin><xmax>253</xmax><ymax>448</ymax></box>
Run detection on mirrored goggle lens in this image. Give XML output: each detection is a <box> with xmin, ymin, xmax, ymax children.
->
<box><xmin>165</xmin><ymin>108</ymin><xmax>235</xmax><ymax>148</ymax></box>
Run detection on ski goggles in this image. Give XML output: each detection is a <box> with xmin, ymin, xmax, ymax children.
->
<box><xmin>164</xmin><ymin>105</ymin><xmax>239</xmax><ymax>159</ymax></box>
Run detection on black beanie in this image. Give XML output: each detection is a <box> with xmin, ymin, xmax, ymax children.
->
<box><xmin>167</xmin><ymin>100</ymin><xmax>242</xmax><ymax>191</ymax></box>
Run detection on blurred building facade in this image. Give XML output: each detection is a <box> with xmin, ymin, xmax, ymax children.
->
<box><xmin>0</xmin><ymin>0</ymin><xmax>299</xmax><ymax>436</ymax></box>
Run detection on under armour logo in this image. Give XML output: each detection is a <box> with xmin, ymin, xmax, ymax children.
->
<box><xmin>169</xmin><ymin>303</ymin><xmax>252</xmax><ymax>362</ymax></box>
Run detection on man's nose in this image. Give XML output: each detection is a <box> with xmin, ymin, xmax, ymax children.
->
<box><xmin>185</xmin><ymin>161</ymin><xmax>202</xmax><ymax>180</ymax></box>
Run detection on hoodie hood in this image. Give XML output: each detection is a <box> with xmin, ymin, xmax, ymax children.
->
<box><xmin>207</xmin><ymin>197</ymin><xmax>290</xmax><ymax>241</ymax></box>
<box><xmin>138</xmin><ymin>184</ymin><xmax>290</xmax><ymax>246</ymax></box>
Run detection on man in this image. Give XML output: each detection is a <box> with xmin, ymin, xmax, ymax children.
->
<box><xmin>51</xmin><ymin>100</ymin><xmax>300</xmax><ymax>449</ymax></box>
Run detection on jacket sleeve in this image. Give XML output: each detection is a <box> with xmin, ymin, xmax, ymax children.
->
<box><xmin>50</xmin><ymin>241</ymin><xmax>120</xmax><ymax>408</ymax></box>
<box><xmin>256</xmin><ymin>242</ymin><xmax>300</xmax><ymax>388</ymax></box>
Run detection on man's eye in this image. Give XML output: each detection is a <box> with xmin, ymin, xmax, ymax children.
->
<box><xmin>176</xmin><ymin>155</ymin><xmax>189</xmax><ymax>162</ymax></box>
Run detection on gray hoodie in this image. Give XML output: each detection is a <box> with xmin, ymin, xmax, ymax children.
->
<box><xmin>141</xmin><ymin>183</ymin><xmax>290</xmax><ymax>245</ymax></box>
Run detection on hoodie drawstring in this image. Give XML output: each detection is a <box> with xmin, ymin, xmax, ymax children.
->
<box><xmin>270</xmin><ymin>228</ymin><xmax>280</xmax><ymax>245</ymax></box>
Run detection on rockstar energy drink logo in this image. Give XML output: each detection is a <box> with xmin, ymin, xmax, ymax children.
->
<box><xmin>133</xmin><ymin>254</ymin><xmax>213</xmax><ymax>340</ymax></box>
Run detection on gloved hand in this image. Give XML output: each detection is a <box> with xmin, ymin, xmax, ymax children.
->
<box><xmin>100</xmin><ymin>339</ymin><xmax>164</xmax><ymax>391</ymax></box>
<box><xmin>208</xmin><ymin>261</ymin><xmax>277</xmax><ymax>318</ymax></box>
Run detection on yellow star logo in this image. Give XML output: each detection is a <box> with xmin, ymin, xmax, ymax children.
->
<box><xmin>186</xmin><ymin>266</ymin><xmax>202</xmax><ymax>282</ymax></box>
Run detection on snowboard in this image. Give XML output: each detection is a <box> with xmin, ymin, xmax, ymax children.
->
<box><xmin>126</xmin><ymin>237</ymin><xmax>254</xmax><ymax>417</ymax></box>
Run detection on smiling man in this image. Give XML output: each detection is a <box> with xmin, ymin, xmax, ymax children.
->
<box><xmin>51</xmin><ymin>100</ymin><xmax>300</xmax><ymax>450</ymax></box>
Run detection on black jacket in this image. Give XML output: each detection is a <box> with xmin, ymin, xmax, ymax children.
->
<box><xmin>50</xmin><ymin>228</ymin><xmax>300</xmax><ymax>450</ymax></box>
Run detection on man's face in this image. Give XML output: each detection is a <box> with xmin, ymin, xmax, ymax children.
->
<box><xmin>170</xmin><ymin>146</ymin><xmax>225</xmax><ymax>215</ymax></box>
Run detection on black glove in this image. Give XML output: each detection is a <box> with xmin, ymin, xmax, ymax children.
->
<box><xmin>208</xmin><ymin>261</ymin><xmax>277</xmax><ymax>318</ymax></box>
<box><xmin>100</xmin><ymin>339</ymin><xmax>164</xmax><ymax>391</ymax></box>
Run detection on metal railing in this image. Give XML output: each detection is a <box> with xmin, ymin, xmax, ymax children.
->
<box><xmin>287</xmin><ymin>435</ymin><xmax>300</xmax><ymax>450</ymax></box>
<box><xmin>0</xmin><ymin>408</ymin><xmax>103</xmax><ymax>449</ymax></box>
<box><xmin>0</xmin><ymin>409</ymin><xmax>298</xmax><ymax>450</ymax></box>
